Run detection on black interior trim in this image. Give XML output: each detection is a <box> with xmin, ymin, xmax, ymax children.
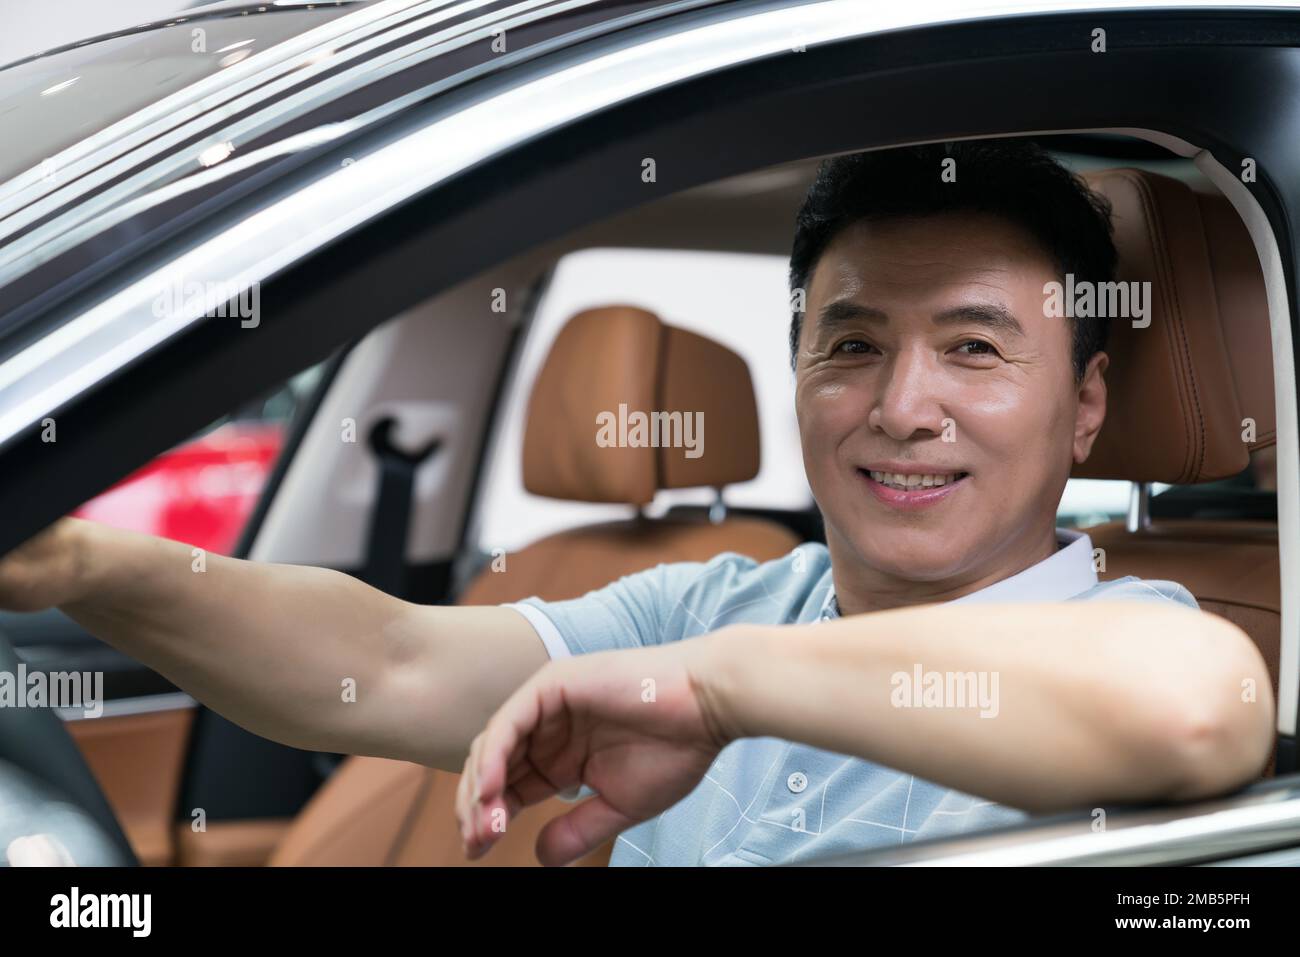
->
<box><xmin>449</xmin><ymin>261</ymin><xmax>556</xmax><ymax>600</ymax></box>
<box><xmin>232</xmin><ymin>341</ymin><xmax>354</xmax><ymax>560</ymax></box>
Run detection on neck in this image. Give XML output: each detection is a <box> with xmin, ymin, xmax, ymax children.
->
<box><xmin>827</xmin><ymin>524</ymin><xmax>1061</xmax><ymax>617</ymax></box>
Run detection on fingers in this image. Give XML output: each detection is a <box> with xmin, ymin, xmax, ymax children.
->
<box><xmin>458</xmin><ymin>680</ymin><xmax>542</xmax><ymax>857</ymax></box>
<box><xmin>535</xmin><ymin>796</ymin><xmax>633</xmax><ymax>867</ymax></box>
<box><xmin>456</xmin><ymin>733</ymin><xmax>485</xmax><ymax>848</ymax></box>
<box><xmin>458</xmin><ymin>665</ymin><xmax>586</xmax><ymax>861</ymax></box>
<box><xmin>458</xmin><ymin>729</ymin><xmax>499</xmax><ymax>853</ymax></box>
<box><xmin>462</xmin><ymin>784</ymin><xmax>525</xmax><ymax>861</ymax></box>
<box><xmin>475</xmin><ymin>688</ymin><xmax>536</xmax><ymax>807</ymax></box>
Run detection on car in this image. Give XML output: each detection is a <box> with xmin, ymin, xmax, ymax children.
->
<box><xmin>0</xmin><ymin>0</ymin><xmax>1296</xmax><ymax>872</ymax></box>
<box><xmin>65</xmin><ymin>367</ymin><xmax>321</xmax><ymax>554</ymax></box>
<box><xmin>70</xmin><ymin>417</ymin><xmax>282</xmax><ymax>555</ymax></box>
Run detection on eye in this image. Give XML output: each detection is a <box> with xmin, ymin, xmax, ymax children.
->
<box><xmin>834</xmin><ymin>338</ymin><xmax>877</xmax><ymax>356</ymax></box>
<box><xmin>955</xmin><ymin>339</ymin><xmax>999</xmax><ymax>358</ymax></box>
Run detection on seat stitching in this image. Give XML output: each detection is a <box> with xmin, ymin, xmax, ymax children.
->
<box><xmin>1129</xmin><ymin>170</ymin><xmax>1203</xmax><ymax>482</ymax></box>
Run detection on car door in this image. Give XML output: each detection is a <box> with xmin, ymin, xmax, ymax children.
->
<box><xmin>0</xmin><ymin>361</ymin><xmax>343</xmax><ymax>865</ymax></box>
<box><xmin>1</xmin><ymin>0</ymin><xmax>1298</xmax><ymax>866</ymax></box>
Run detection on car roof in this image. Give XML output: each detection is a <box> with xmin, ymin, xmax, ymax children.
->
<box><xmin>0</xmin><ymin>0</ymin><xmax>721</xmax><ymax>319</ymax></box>
<box><xmin>0</xmin><ymin>1</ymin><xmax>372</xmax><ymax>184</ymax></box>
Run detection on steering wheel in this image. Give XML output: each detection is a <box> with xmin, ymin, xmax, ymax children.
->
<box><xmin>0</xmin><ymin>626</ymin><xmax>136</xmax><ymax>866</ymax></box>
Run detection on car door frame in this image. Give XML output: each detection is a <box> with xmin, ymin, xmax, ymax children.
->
<box><xmin>1</xmin><ymin>0</ymin><xmax>1298</xmax><ymax>862</ymax></box>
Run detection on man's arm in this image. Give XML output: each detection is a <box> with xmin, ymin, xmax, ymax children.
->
<box><xmin>0</xmin><ymin>518</ymin><xmax>549</xmax><ymax>771</ymax></box>
<box><xmin>705</xmin><ymin>600</ymin><xmax>1276</xmax><ymax>810</ymax></box>
<box><xmin>459</xmin><ymin>599</ymin><xmax>1276</xmax><ymax>863</ymax></box>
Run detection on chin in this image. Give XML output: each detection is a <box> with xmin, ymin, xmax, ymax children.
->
<box><xmin>847</xmin><ymin>529</ymin><xmax>976</xmax><ymax>582</ymax></box>
<box><xmin>867</xmin><ymin>554</ymin><xmax>969</xmax><ymax>583</ymax></box>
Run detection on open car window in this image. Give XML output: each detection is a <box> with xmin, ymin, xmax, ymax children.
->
<box><xmin>69</xmin><ymin>361</ymin><xmax>325</xmax><ymax>554</ymax></box>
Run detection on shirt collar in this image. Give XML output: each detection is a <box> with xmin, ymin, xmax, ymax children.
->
<box><xmin>820</xmin><ymin>528</ymin><xmax>1097</xmax><ymax>620</ymax></box>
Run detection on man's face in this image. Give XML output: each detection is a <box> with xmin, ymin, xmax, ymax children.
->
<box><xmin>795</xmin><ymin>212</ymin><xmax>1108</xmax><ymax>593</ymax></box>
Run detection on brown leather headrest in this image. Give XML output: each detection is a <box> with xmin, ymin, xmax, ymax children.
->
<box><xmin>1073</xmin><ymin>169</ymin><xmax>1272</xmax><ymax>483</ymax></box>
<box><xmin>522</xmin><ymin>305</ymin><xmax>761</xmax><ymax>504</ymax></box>
<box><xmin>1193</xmin><ymin>184</ymin><xmax>1276</xmax><ymax>452</ymax></box>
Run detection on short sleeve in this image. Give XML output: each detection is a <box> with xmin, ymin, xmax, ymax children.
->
<box><xmin>501</xmin><ymin>558</ymin><xmax>714</xmax><ymax>660</ymax></box>
<box><xmin>1082</xmin><ymin>576</ymin><xmax>1200</xmax><ymax>609</ymax></box>
<box><xmin>502</xmin><ymin>558</ymin><xmax>719</xmax><ymax>806</ymax></box>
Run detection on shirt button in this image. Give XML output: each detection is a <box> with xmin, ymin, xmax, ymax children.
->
<box><xmin>787</xmin><ymin>771</ymin><xmax>808</xmax><ymax>793</ymax></box>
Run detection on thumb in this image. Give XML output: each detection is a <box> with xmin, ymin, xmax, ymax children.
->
<box><xmin>535</xmin><ymin>795</ymin><xmax>635</xmax><ymax>867</ymax></box>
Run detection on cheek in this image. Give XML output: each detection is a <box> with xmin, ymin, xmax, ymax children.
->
<box><xmin>798</xmin><ymin>379</ymin><xmax>866</xmax><ymax>449</ymax></box>
<box><xmin>952</xmin><ymin>379</ymin><xmax>1074</xmax><ymax>464</ymax></box>
<box><xmin>804</xmin><ymin>378</ymin><xmax>851</xmax><ymax>406</ymax></box>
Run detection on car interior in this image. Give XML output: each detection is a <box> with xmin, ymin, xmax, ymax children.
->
<box><xmin>30</xmin><ymin>133</ymin><xmax>1282</xmax><ymax>866</ymax></box>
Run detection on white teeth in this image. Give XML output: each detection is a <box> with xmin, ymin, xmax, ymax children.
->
<box><xmin>868</xmin><ymin>470</ymin><xmax>963</xmax><ymax>490</ymax></box>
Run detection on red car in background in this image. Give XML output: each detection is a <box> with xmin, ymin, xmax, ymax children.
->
<box><xmin>72</xmin><ymin>421</ymin><xmax>285</xmax><ymax>554</ymax></box>
<box><xmin>69</xmin><ymin>367</ymin><xmax>320</xmax><ymax>552</ymax></box>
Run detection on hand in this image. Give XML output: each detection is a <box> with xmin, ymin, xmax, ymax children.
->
<box><xmin>0</xmin><ymin>518</ymin><xmax>88</xmax><ymax>613</ymax></box>
<box><xmin>455</xmin><ymin>633</ymin><xmax>742</xmax><ymax>866</ymax></box>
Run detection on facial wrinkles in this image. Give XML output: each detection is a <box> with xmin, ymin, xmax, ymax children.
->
<box><xmin>811</xmin><ymin>379</ymin><xmax>849</xmax><ymax>401</ymax></box>
<box><xmin>805</xmin><ymin>330</ymin><xmax>1030</xmax><ymax>458</ymax></box>
<box><xmin>866</xmin><ymin>266</ymin><xmax>1014</xmax><ymax>293</ymax></box>
<box><xmin>797</xmin><ymin>215</ymin><xmax>1078</xmax><ymax>608</ymax></box>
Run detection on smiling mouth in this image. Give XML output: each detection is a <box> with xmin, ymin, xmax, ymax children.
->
<box><xmin>861</xmin><ymin>468</ymin><xmax>969</xmax><ymax>491</ymax></box>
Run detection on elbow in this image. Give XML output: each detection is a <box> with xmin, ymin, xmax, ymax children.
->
<box><xmin>1156</xmin><ymin>620</ymin><xmax>1276</xmax><ymax>802</ymax></box>
<box><xmin>1160</xmin><ymin>701</ymin><xmax>1274</xmax><ymax>802</ymax></box>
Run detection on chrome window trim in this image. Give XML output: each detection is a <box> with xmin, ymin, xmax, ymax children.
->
<box><xmin>0</xmin><ymin>0</ymin><xmax>610</xmax><ymax>281</ymax></box>
<box><xmin>0</xmin><ymin>0</ymin><xmax>444</xmax><ymax>217</ymax></box>
<box><xmin>56</xmin><ymin>691</ymin><xmax>197</xmax><ymax>722</ymax></box>
<box><xmin>798</xmin><ymin>777</ymin><xmax>1300</xmax><ymax>866</ymax></box>
<box><xmin>0</xmin><ymin>0</ymin><xmax>748</xmax><ymax>296</ymax></box>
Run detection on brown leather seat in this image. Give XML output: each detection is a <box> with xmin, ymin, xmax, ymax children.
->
<box><xmin>1075</xmin><ymin>169</ymin><xmax>1279</xmax><ymax>773</ymax></box>
<box><xmin>269</xmin><ymin>306</ymin><xmax>801</xmax><ymax>866</ymax></box>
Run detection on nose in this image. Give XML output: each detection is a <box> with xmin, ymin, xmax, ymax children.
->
<box><xmin>867</xmin><ymin>344</ymin><xmax>948</xmax><ymax>441</ymax></box>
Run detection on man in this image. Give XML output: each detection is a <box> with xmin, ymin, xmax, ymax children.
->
<box><xmin>0</xmin><ymin>142</ymin><xmax>1275</xmax><ymax>868</ymax></box>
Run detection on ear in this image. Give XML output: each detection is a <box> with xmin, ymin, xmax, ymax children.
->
<box><xmin>1072</xmin><ymin>351</ymin><xmax>1108</xmax><ymax>465</ymax></box>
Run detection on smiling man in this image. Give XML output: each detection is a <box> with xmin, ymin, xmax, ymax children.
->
<box><xmin>0</xmin><ymin>141</ymin><xmax>1276</xmax><ymax>869</ymax></box>
<box><xmin>792</xmin><ymin>144</ymin><xmax>1112</xmax><ymax>609</ymax></box>
<box><xmin>453</xmin><ymin>142</ymin><xmax>1275</xmax><ymax>865</ymax></box>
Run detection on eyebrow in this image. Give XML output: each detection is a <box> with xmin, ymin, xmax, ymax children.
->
<box><xmin>815</xmin><ymin>300</ymin><xmax>1025</xmax><ymax>338</ymax></box>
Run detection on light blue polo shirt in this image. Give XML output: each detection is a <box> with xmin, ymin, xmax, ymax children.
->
<box><xmin>503</xmin><ymin>528</ymin><xmax>1197</xmax><ymax>866</ymax></box>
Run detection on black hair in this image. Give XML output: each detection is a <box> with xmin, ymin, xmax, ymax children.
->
<box><xmin>787</xmin><ymin>140</ymin><xmax>1117</xmax><ymax>380</ymax></box>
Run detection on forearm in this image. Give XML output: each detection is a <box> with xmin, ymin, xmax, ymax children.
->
<box><xmin>704</xmin><ymin>601</ymin><xmax>1274</xmax><ymax>812</ymax></box>
<box><xmin>59</xmin><ymin>519</ymin><xmax>413</xmax><ymax>757</ymax></box>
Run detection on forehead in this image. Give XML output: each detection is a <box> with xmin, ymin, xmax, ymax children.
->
<box><xmin>807</xmin><ymin>212</ymin><xmax>1059</xmax><ymax>305</ymax></box>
